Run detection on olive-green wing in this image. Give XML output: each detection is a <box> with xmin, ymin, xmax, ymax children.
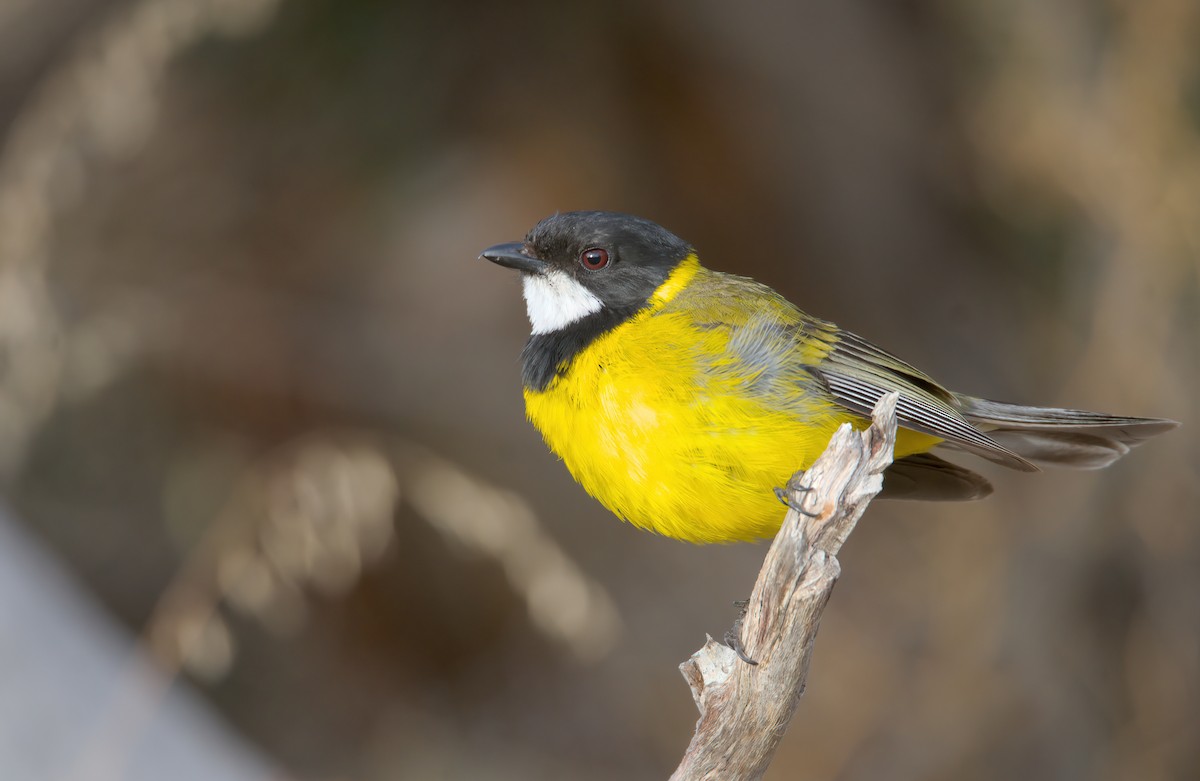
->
<box><xmin>679</xmin><ymin>274</ymin><xmax>1036</xmax><ymax>471</ymax></box>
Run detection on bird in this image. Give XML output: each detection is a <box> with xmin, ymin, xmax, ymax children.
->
<box><xmin>480</xmin><ymin>211</ymin><xmax>1177</xmax><ymax>543</ymax></box>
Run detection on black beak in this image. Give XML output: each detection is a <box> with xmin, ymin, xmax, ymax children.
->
<box><xmin>480</xmin><ymin>242</ymin><xmax>548</xmax><ymax>274</ymax></box>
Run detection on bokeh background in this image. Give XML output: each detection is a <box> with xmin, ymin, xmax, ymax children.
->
<box><xmin>1</xmin><ymin>1</ymin><xmax>1196</xmax><ymax>779</ymax></box>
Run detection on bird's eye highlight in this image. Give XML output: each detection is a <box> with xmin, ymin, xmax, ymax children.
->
<box><xmin>580</xmin><ymin>248</ymin><xmax>610</xmax><ymax>270</ymax></box>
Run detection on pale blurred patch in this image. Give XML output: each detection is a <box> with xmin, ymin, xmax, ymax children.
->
<box><xmin>399</xmin><ymin>445</ymin><xmax>623</xmax><ymax>664</ymax></box>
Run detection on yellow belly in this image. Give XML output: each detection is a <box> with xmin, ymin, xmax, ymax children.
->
<box><xmin>523</xmin><ymin>308</ymin><xmax>937</xmax><ymax>543</ymax></box>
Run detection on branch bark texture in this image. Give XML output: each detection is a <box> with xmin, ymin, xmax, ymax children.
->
<box><xmin>670</xmin><ymin>392</ymin><xmax>899</xmax><ymax>781</ymax></box>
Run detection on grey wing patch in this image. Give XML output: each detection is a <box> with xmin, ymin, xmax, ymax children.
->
<box><xmin>726</xmin><ymin>317</ymin><xmax>791</xmax><ymax>386</ymax></box>
<box><xmin>719</xmin><ymin>311</ymin><xmax>827</xmax><ymax>400</ymax></box>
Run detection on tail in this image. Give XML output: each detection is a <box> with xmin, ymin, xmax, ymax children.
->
<box><xmin>881</xmin><ymin>396</ymin><xmax>1176</xmax><ymax>501</ymax></box>
<box><xmin>954</xmin><ymin>396</ymin><xmax>1179</xmax><ymax>470</ymax></box>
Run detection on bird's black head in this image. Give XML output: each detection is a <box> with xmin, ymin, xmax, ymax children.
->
<box><xmin>480</xmin><ymin>211</ymin><xmax>693</xmax><ymax>334</ymax></box>
<box><xmin>480</xmin><ymin>211</ymin><xmax>695</xmax><ymax>390</ymax></box>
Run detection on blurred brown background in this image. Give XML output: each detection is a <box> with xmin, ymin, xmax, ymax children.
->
<box><xmin>0</xmin><ymin>0</ymin><xmax>1196</xmax><ymax>779</ymax></box>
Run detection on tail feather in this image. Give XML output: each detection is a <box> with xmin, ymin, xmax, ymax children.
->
<box><xmin>955</xmin><ymin>396</ymin><xmax>1179</xmax><ymax>470</ymax></box>
<box><xmin>882</xmin><ymin>453</ymin><xmax>993</xmax><ymax>501</ymax></box>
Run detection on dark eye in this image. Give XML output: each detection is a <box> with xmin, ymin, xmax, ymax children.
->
<box><xmin>580</xmin><ymin>247</ymin><xmax>610</xmax><ymax>270</ymax></box>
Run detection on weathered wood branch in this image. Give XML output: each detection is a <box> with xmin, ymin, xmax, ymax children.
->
<box><xmin>670</xmin><ymin>392</ymin><xmax>899</xmax><ymax>781</ymax></box>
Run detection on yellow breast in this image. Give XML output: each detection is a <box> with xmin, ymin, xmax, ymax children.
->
<box><xmin>523</xmin><ymin>258</ymin><xmax>852</xmax><ymax>542</ymax></box>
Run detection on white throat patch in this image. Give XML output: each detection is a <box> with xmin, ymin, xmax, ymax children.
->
<box><xmin>521</xmin><ymin>270</ymin><xmax>604</xmax><ymax>334</ymax></box>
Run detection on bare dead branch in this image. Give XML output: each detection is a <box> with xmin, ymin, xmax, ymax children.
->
<box><xmin>671</xmin><ymin>392</ymin><xmax>899</xmax><ymax>781</ymax></box>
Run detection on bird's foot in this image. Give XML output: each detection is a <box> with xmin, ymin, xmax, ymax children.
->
<box><xmin>774</xmin><ymin>479</ymin><xmax>818</xmax><ymax>517</ymax></box>
<box><xmin>723</xmin><ymin>598</ymin><xmax>759</xmax><ymax>666</ymax></box>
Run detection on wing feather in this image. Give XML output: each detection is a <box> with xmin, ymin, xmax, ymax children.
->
<box><xmin>809</xmin><ymin>326</ymin><xmax>1038</xmax><ymax>471</ymax></box>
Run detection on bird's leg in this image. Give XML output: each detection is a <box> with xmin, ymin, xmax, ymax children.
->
<box><xmin>723</xmin><ymin>599</ymin><xmax>759</xmax><ymax>666</ymax></box>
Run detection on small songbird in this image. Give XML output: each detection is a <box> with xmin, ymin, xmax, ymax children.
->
<box><xmin>481</xmin><ymin>211</ymin><xmax>1177</xmax><ymax>543</ymax></box>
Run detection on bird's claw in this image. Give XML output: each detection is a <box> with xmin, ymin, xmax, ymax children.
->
<box><xmin>724</xmin><ymin>599</ymin><xmax>759</xmax><ymax>665</ymax></box>
<box><xmin>774</xmin><ymin>484</ymin><xmax>819</xmax><ymax>517</ymax></box>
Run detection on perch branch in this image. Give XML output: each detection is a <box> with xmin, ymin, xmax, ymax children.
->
<box><xmin>670</xmin><ymin>392</ymin><xmax>899</xmax><ymax>781</ymax></box>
